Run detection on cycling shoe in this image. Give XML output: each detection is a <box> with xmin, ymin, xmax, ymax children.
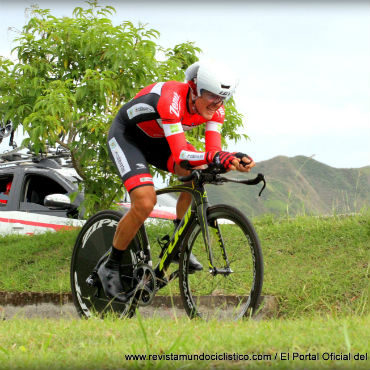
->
<box><xmin>158</xmin><ymin>234</ymin><xmax>203</xmax><ymax>272</ymax></box>
<box><xmin>172</xmin><ymin>251</ymin><xmax>203</xmax><ymax>272</ymax></box>
<box><xmin>97</xmin><ymin>261</ymin><xmax>129</xmax><ymax>304</ymax></box>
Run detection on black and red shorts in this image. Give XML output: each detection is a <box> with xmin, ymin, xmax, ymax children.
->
<box><xmin>107</xmin><ymin>117</ymin><xmax>195</xmax><ymax>193</ymax></box>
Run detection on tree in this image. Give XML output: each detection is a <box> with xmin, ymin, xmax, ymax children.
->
<box><xmin>0</xmin><ymin>1</ymin><xmax>245</xmax><ymax>216</ymax></box>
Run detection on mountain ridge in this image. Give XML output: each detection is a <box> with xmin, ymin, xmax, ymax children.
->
<box><xmin>206</xmin><ymin>155</ymin><xmax>370</xmax><ymax>217</ymax></box>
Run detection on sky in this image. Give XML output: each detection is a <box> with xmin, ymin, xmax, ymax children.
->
<box><xmin>0</xmin><ymin>0</ymin><xmax>369</xmax><ymax>169</ymax></box>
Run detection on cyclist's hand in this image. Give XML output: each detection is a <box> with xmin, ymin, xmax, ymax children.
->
<box><xmin>232</xmin><ymin>152</ymin><xmax>255</xmax><ymax>172</ymax></box>
<box><xmin>206</xmin><ymin>151</ymin><xmax>238</xmax><ymax>172</ymax></box>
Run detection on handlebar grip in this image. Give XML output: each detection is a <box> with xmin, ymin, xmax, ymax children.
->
<box><xmin>243</xmin><ymin>173</ymin><xmax>265</xmax><ymax>185</ymax></box>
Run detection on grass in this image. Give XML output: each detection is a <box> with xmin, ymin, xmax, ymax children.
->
<box><xmin>255</xmin><ymin>212</ymin><xmax>370</xmax><ymax>317</ymax></box>
<box><xmin>0</xmin><ymin>212</ymin><xmax>369</xmax><ymax>318</ymax></box>
<box><xmin>0</xmin><ymin>212</ymin><xmax>369</xmax><ymax>369</ymax></box>
<box><xmin>0</xmin><ymin>315</ymin><xmax>369</xmax><ymax>369</ymax></box>
<box><xmin>0</xmin><ymin>229</ymin><xmax>79</xmax><ymax>292</ymax></box>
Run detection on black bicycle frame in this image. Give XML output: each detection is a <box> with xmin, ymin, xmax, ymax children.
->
<box><xmin>153</xmin><ymin>180</ymin><xmax>214</xmax><ymax>278</ymax></box>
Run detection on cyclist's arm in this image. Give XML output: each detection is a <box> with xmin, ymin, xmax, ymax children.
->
<box><xmin>205</xmin><ymin>121</ymin><xmax>222</xmax><ymax>152</ymax></box>
<box><xmin>163</xmin><ymin>121</ymin><xmax>209</xmax><ymax>167</ymax></box>
<box><xmin>158</xmin><ymin>86</ymin><xmax>225</xmax><ymax>167</ymax></box>
<box><xmin>205</xmin><ymin>106</ymin><xmax>224</xmax><ymax>152</ymax></box>
<box><xmin>158</xmin><ymin>85</ymin><xmax>213</xmax><ymax>167</ymax></box>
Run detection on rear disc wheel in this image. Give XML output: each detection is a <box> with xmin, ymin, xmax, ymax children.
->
<box><xmin>70</xmin><ymin>210</ymin><xmax>143</xmax><ymax>318</ymax></box>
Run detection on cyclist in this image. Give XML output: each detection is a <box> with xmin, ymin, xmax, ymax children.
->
<box><xmin>98</xmin><ymin>60</ymin><xmax>256</xmax><ymax>302</ymax></box>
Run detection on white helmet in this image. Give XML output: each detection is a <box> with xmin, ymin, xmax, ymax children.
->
<box><xmin>185</xmin><ymin>60</ymin><xmax>237</xmax><ymax>101</ymax></box>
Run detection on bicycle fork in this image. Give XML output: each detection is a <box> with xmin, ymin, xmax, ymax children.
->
<box><xmin>193</xmin><ymin>191</ymin><xmax>233</xmax><ymax>276</ymax></box>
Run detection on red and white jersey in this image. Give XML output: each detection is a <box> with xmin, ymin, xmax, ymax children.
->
<box><xmin>117</xmin><ymin>81</ymin><xmax>225</xmax><ymax>166</ymax></box>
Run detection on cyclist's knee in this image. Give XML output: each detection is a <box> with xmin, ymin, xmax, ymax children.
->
<box><xmin>129</xmin><ymin>186</ymin><xmax>156</xmax><ymax>222</ymax></box>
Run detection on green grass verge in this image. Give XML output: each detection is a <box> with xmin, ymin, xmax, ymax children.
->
<box><xmin>254</xmin><ymin>212</ymin><xmax>370</xmax><ymax>317</ymax></box>
<box><xmin>0</xmin><ymin>229</ymin><xmax>79</xmax><ymax>292</ymax></box>
<box><xmin>0</xmin><ymin>212</ymin><xmax>369</xmax><ymax>318</ymax></box>
<box><xmin>0</xmin><ymin>315</ymin><xmax>369</xmax><ymax>369</ymax></box>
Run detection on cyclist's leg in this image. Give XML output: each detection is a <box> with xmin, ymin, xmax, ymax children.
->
<box><xmin>113</xmin><ymin>185</ymin><xmax>156</xmax><ymax>251</ymax></box>
<box><xmin>173</xmin><ymin>162</ymin><xmax>192</xmax><ymax>219</ymax></box>
<box><xmin>108</xmin><ymin>118</ymin><xmax>156</xmax><ymax>251</ymax></box>
<box><xmin>128</xmin><ymin>133</ymin><xmax>202</xmax><ymax>271</ymax></box>
<box><xmin>99</xmin><ymin>120</ymin><xmax>156</xmax><ymax>301</ymax></box>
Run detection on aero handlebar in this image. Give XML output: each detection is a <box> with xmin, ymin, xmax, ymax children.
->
<box><xmin>178</xmin><ymin>169</ymin><xmax>266</xmax><ymax>197</ymax></box>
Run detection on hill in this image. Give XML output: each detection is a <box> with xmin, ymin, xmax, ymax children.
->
<box><xmin>206</xmin><ymin>155</ymin><xmax>370</xmax><ymax>217</ymax></box>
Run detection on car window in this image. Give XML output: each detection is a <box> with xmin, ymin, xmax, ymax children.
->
<box><xmin>22</xmin><ymin>174</ymin><xmax>68</xmax><ymax>206</ymax></box>
<box><xmin>0</xmin><ymin>175</ymin><xmax>14</xmax><ymax>207</ymax></box>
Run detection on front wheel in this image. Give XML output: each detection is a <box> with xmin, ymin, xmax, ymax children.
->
<box><xmin>179</xmin><ymin>205</ymin><xmax>263</xmax><ymax>320</ymax></box>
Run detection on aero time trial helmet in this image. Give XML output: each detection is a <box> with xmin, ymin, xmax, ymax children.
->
<box><xmin>185</xmin><ymin>60</ymin><xmax>237</xmax><ymax>101</ymax></box>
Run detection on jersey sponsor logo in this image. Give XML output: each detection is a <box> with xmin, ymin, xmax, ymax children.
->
<box><xmin>127</xmin><ymin>103</ymin><xmax>155</xmax><ymax>120</ymax></box>
<box><xmin>179</xmin><ymin>150</ymin><xmax>205</xmax><ymax>161</ymax></box>
<box><xmin>163</xmin><ymin>122</ymin><xmax>183</xmax><ymax>137</ymax></box>
<box><xmin>109</xmin><ymin>138</ymin><xmax>117</xmax><ymax>149</ymax></box>
<box><xmin>169</xmin><ymin>92</ymin><xmax>181</xmax><ymax>117</ymax></box>
<box><xmin>140</xmin><ymin>177</ymin><xmax>153</xmax><ymax>183</ymax></box>
<box><xmin>109</xmin><ymin>137</ymin><xmax>131</xmax><ymax>177</ymax></box>
<box><xmin>170</xmin><ymin>125</ymin><xmax>180</xmax><ymax>134</ymax></box>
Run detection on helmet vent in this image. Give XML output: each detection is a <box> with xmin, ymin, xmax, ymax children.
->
<box><xmin>221</xmin><ymin>84</ymin><xmax>230</xmax><ymax>89</ymax></box>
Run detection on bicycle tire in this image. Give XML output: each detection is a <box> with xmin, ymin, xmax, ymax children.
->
<box><xmin>179</xmin><ymin>204</ymin><xmax>263</xmax><ymax>320</ymax></box>
<box><xmin>70</xmin><ymin>210</ymin><xmax>145</xmax><ymax>318</ymax></box>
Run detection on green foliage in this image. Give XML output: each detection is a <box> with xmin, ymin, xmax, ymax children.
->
<box><xmin>0</xmin><ymin>1</ymin><xmax>244</xmax><ymax>216</ymax></box>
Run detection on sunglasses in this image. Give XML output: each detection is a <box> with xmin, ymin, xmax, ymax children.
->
<box><xmin>201</xmin><ymin>90</ymin><xmax>226</xmax><ymax>104</ymax></box>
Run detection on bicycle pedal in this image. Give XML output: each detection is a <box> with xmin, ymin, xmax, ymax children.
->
<box><xmin>156</xmin><ymin>276</ymin><xmax>169</xmax><ymax>289</ymax></box>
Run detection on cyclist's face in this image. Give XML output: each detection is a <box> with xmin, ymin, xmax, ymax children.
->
<box><xmin>195</xmin><ymin>90</ymin><xmax>224</xmax><ymax>120</ymax></box>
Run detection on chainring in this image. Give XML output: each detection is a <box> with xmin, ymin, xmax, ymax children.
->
<box><xmin>132</xmin><ymin>263</ymin><xmax>156</xmax><ymax>306</ymax></box>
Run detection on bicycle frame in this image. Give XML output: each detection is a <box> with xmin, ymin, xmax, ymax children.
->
<box><xmin>138</xmin><ymin>170</ymin><xmax>265</xmax><ymax>281</ymax></box>
<box><xmin>152</xmin><ymin>180</ymin><xmax>216</xmax><ymax>279</ymax></box>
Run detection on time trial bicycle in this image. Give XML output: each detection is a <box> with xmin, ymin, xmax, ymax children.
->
<box><xmin>70</xmin><ymin>166</ymin><xmax>266</xmax><ymax>320</ymax></box>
